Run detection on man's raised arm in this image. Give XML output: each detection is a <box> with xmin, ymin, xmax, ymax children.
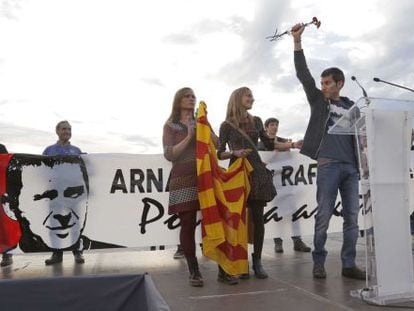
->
<box><xmin>292</xmin><ymin>23</ymin><xmax>319</xmax><ymax>102</ymax></box>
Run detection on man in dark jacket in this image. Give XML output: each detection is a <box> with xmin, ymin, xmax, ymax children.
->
<box><xmin>292</xmin><ymin>24</ymin><xmax>364</xmax><ymax>280</ymax></box>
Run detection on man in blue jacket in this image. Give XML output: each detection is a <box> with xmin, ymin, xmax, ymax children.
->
<box><xmin>43</xmin><ymin>120</ymin><xmax>84</xmax><ymax>265</ymax></box>
<box><xmin>292</xmin><ymin>24</ymin><xmax>364</xmax><ymax>280</ymax></box>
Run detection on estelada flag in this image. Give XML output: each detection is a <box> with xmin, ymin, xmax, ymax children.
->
<box><xmin>0</xmin><ymin>154</ymin><xmax>21</xmax><ymax>253</ymax></box>
<box><xmin>196</xmin><ymin>102</ymin><xmax>252</xmax><ymax>275</ymax></box>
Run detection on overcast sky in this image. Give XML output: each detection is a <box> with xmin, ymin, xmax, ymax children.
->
<box><xmin>1</xmin><ymin>0</ymin><xmax>413</xmax><ymax>154</ymax></box>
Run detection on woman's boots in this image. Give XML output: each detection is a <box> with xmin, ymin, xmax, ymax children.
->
<box><xmin>186</xmin><ymin>257</ymin><xmax>204</xmax><ymax>287</ymax></box>
<box><xmin>252</xmin><ymin>253</ymin><xmax>268</xmax><ymax>279</ymax></box>
<box><xmin>239</xmin><ymin>254</ymin><xmax>269</xmax><ymax>279</ymax></box>
<box><xmin>185</xmin><ymin>255</ymin><xmax>267</xmax><ymax>286</ymax></box>
<box><xmin>217</xmin><ymin>265</ymin><xmax>239</xmax><ymax>285</ymax></box>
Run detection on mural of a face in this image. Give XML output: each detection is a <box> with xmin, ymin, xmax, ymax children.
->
<box><xmin>18</xmin><ymin>162</ymin><xmax>88</xmax><ymax>249</ymax></box>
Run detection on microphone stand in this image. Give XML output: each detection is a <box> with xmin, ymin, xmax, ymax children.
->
<box><xmin>351</xmin><ymin>76</ymin><xmax>370</xmax><ymax>106</ymax></box>
<box><xmin>373</xmin><ymin>78</ymin><xmax>414</xmax><ymax>93</ymax></box>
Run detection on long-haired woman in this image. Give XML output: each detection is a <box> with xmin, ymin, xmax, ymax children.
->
<box><xmin>163</xmin><ymin>87</ymin><xmax>203</xmax><ymax>287</ymax></box>
<box><xmin>217</xmin><ymin>87</ymin><xmax>301</xmax><ymax>282</ymax></box>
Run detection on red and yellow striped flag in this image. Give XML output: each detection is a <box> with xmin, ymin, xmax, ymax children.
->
<box><xmin>0</xmin><ymin>154</ymin><xmax>21</xmax><ymax>253</ymax></box>
<box><xmin>196</xmin><ymin>101</ymin><xmax>252</xmax><ymax>275</ymax></box>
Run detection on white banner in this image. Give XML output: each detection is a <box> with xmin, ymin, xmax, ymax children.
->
<box><xmin>3</xmin><ymin>151</ymin><xmax>413</xmax><ymax>252</ymax></box>
<box><xmin>83</xmin><ymin>152</ymin><xmax>326</xmax><ymax>248</ymax></box>
<box><xmin>264</xmin><ymin>151</ymin><xmax>349</xmax><ymax>239</ymax></box>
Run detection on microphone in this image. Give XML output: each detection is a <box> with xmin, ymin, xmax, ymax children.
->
<box><xmin>351</xmin><ymin>76</ymin><xmax>369</xmax><ymax>98</ymax></box>
<box><xmin>373</xmin><ymin>77</ymin><xmax>414</xmax><ymax>93</ymax></box>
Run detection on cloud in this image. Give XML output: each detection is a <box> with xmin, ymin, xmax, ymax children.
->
<box><xmin>163</xmin><ymin>33</ymin><xmax>197</xmax><ymax>45</ymax></box>
<box><xmin>2</xmin><ymin>0</ymin><xmax>414</xmax><ymax>155</ymax></box>
<box><xmin>366</xmin><ymin>1</ymin><xmax>414</xmax><ymax>93</ymax></box>
<box><xmin>190</xmin><ymin>19</ymin><xmax>228</xmax><ymax>35</ymax></box>
<box><xmin>0</xmin><ymin>0</ymin><xmax>23</xmax><ymax>20</ymax></box>
<box><xmin>0</xmin><ymin>122</ymin><xmax>159</xmax><ymax>154</ymax></box>
<box><xmin>212</xmin><ymin>0</ymin><xmax>291</xmax><ymax>86</ymax></box>
<box><xmin>273</xmin><ymin>74</ymin><xmax>300</xmax><ymax>93</ymax></box>
<box><xmin>107</xmin><ymin>132</ymin><xmax>158</xmax><ymax>147</ymax></box>
<box><xmin>140</xmin><ymin>77</ymin><xmax>165</xmax><ymax>88</ymax></box>
<box><xmin>70</xmin><ymin>119</ymin><xmax>84</xmax><ymax>125</ymax></box>
<box><xmin>210</xmin><ymin>0</ymin><xmax>414</xmax><ymax>101</ymax></box>
<box><xmin>0</xmin><ymin>122</ymin><xmax>53</xmax><ymax>153</ymax></box>
<box><xmin>192</xmin><ymin>17</ymin><xmax>248</xmax><ymax>36</ymax></box>
<box><xmin>163</xmin><ymin>16</ymin><xmax>248</xmax><ymax>46</ymax></box>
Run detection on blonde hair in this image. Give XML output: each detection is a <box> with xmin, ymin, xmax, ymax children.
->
<box><xmin>225</xmin><ymin>86</ymin><xmax>253</xmax><ymax>128</ymax></box>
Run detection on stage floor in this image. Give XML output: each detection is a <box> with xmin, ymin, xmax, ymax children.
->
<box><xmin>2</xmin><ymin>234</ymin><xmax>414</xmax><ymax>311</ymax></box>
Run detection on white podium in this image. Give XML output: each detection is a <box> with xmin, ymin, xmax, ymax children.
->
<box><xmin>329</xmin><ymin>97</ymin><xmax>414</xmax><ymax>305</ymax></box>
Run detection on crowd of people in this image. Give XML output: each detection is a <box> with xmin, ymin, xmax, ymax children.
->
<box><xmin>1</xmin><ymin>24</ymin><xmax>366</xmax><ymax>287</ymax></box>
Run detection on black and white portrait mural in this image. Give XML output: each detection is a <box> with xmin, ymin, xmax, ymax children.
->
<box><xmin>1</xmin><ymin>154</ymin><xmax>122</xmax><ymax>253</ymax></box>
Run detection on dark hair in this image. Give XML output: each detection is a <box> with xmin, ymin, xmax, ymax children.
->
<box><xmin>6</xmin><ymin>154</ymin><xmax>89</xmax><ymax>205</ymax></box>
<box><xmin>167</xmin><ymin>87</ymin><xmax>195</xmax><ymax>123</ymax></box>
<box><xmin>264</xmin><ymin>117</ymin><xmax>279</xmax><ymax>128</ymax></box>
<box><xmin>56</xmin><ymin>120</ymin><xmax>71</xmax><ymax>131</ymax></box>
<box><xmin>6</xmin><ymin>153</ymin><xmax>89</xmax><ymax>219</ymax></box>
<box><xmin>4</xmin><ymin>154</ymin><xmax>89</xmax><ymax>252</ymax></box>
<box><xmin>321</xmin><ymin>67</ymin><xmax>345</xmax><ymax>84</ymax></box>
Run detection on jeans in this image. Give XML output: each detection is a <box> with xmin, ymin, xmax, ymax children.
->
<box><xmin>312</xmin><ymin>161</ymin><xmax>359</xmax><ymax>268</ymax></box>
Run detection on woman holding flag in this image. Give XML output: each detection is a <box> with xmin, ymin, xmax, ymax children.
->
<box><xmin>217</xmin><ymin>87</ymin><xmax>298</xmax><ymax>282</ymax></box>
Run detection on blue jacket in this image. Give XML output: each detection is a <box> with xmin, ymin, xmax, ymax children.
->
<box><xmin>43</xmin><ymin>142</ymin><xmax>82</xmax><ymax>156</ymax></box>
